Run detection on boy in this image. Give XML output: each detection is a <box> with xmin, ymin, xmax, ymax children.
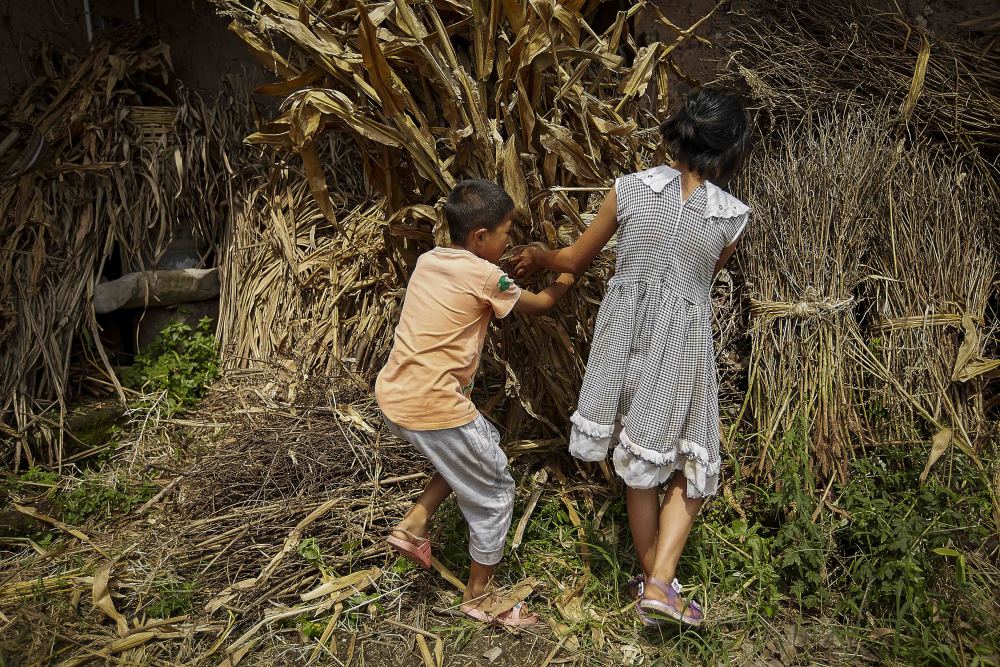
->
<box><xmin>376</xmin><ymin>179</ymin><xmax>574</xmax><ymax>625</ymax></box>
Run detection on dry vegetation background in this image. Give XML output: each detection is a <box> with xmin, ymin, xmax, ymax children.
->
<box><xmin>1</xmin><ymin>1</ymin><xmax>999</xmax><ymax>665</ymax></box>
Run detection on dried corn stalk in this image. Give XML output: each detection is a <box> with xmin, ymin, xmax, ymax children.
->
<box><xmin>0</xmin><ymin>33</ymin><xmax>258</xmax><ymax>468</ymax></box>
<box><xmin>211</xmin><ymin>0</ymin><xmax>723</xmax><ymax>438</ymax></box>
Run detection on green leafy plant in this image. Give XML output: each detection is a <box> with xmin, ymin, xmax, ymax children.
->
<box><xmin>16</xmin><ymin>467</ymin><xmax>60</xmax><ymax>486</ymax></box>
<box><xmin>295</xmin><ymin>615</ymin><xmax>325</xmax><ymax>640</ymax></box>
<box><xmin>146</xmin><ymin>579</ymin><xmax>196</xmax><ymax>618</ymax></box>
<box><xmin>54</xmin><ymin>475</ymin><xmax>157</xmax><ymax>525</ymax></box>
<box><xmin>297</xmin><ymin>537</ymin><xmax>324</xmax><ymax>567</ymax></box>
<box><xmin>121</xmin><ymin>317</ymin><xmax>219</xmax><ymax>416</ymax></box>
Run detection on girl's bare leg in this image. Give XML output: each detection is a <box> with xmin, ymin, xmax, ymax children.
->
<box><xmin>392</xmin><ymin>473</ymin><xmax>451</xmax><ymax>541</ymax></box>
<box><xmin>626</xmin><ymin>486</ymin><xmax>660</xmax><ymax>578</ymax></box>
<box><xmin>644</xmin><ymin>473</ymin><xmax>703</xmax><ymax>604</ymax></box>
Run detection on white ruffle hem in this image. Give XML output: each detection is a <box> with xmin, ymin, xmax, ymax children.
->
<box><xmin>569</xmin><ymin>413</ymin><xmax>720</xmax><ymax>498</ymax></box>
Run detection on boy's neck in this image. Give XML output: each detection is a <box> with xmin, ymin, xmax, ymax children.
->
<box><xmin>448</xmin><ymin>242</ymin><xmax>482</xmax><ymax>259</ymax></box>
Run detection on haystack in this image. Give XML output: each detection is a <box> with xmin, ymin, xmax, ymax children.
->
<box><xmin>729</xmin><ymin>0</ymin><xmax>999</xmax><ymax>495</ymax></box>
<box><xmin>211</xmin><ymin>0</ymin><xmax>730</xmax><ymax>442</ymax></box>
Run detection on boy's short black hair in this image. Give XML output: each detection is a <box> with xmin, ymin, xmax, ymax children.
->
<box><xmin>445</xmin><ymin>179</ymin><xmax>514</xmax><ymax>244</ymax></box>
<box><xmin>660</xmin><ymin>88</ymin><xmax>751</xmax><ymax>181</ymax></box>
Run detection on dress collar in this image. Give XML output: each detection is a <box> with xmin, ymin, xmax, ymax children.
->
<box><xmin>635</xmin><ymin>165</ymin><xmax>749</xmax><ymax>219</ymax></box>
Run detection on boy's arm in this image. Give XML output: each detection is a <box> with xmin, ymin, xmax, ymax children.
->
<box><xmin>512</xmin><ymin>273</ymin><xmax>576</xmax><ymax>315</ymax></box>
<box><xmin>513</xmin><ymin>187</ymin><xmax>619</xmax><ymax>277</ymax></box>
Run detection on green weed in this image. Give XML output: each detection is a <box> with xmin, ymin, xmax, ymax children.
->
<box><xmin>15</xmin><ymin>467</ymin><xmax>60</xmax><ymax>487</ymax></box>
<box><xmin>146</xmin><ymin>578</ymin><xmax>196</xmax><ymax>618</ymax></box>
<box><xmin>295</xmin><ymin>615</ymin><xmax>326</xmax><ymax>639</ymax></box>
<box><xmin>54</xmin><ymin>474</ymin><xmax>158</xmax><ymax>525</ymax></box>
<box><xmin>297</xmin><ymin>537</ymin><xmax>324</xmax><ymax>568</ymax></box>
<box><xmin>121</xmin><ymin>317</ymin><xmax>219</xmax><ymax>416</ymax></box>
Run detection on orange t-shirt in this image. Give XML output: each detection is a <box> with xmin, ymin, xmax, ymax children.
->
<box><xmin>375</xmin><ymin>247</ymin><xmax>522</xmax><ymax>430</ymax></box>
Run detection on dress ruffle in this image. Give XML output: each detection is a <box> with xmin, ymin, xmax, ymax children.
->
<box><xmin>568</xmin><ymin>413</ymin><xmax>613</xmax><ymax>462</ymax></box>
<box><xmin>617</xmin><ymin>431</ymin><xmax>720</xmax><ymax>498</ymax></box>
<box><xmin>568</xmin><ymin>413</ymin><xmax>721</xmax><ymax>498</ymax></box>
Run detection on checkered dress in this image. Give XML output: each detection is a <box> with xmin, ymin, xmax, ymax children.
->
<box><xmin>569</xmin><ymin>166</ymin><xmax>749</xmax><ymax>498</ymax></box>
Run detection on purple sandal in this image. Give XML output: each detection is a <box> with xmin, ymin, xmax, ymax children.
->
<box><xmin>637</xmin><ymin>577</ymin><xmax>704</xmax><ymax>627</ymax></box>
<box><xmin>626</xmin><ymin>575</ymin><xmax>664</xmax><ymax>627</ymax></box>
<box><xmin>626</xmin><ymin>574</ymin><xmax>645</xmax><ymax>600</ymax></box>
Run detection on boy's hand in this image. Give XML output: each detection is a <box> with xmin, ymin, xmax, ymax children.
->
<box><xmin>555</xmin><ymin>272</ymin><xmax>575</xmax><ymax>286</ymax></box>
<box><xmin>512</xmin><ymin>244</ymin><xmax>546</xmax><ymax>278</ymax></box>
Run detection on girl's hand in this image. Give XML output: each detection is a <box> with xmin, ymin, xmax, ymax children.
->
<box><xmin>512</xmin><ymin>244</ymin><xmax>545</xmax><ymax>278</ymax></box>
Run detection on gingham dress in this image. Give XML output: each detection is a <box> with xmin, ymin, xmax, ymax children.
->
<box><xmin>568</xmin><ymin>166</ymin><xmax>749</xmax><ymax>498</ymax></box>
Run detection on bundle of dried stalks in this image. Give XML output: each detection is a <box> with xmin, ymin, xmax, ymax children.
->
<box><xmin>731</xmin><ymin>0</ymin><xmax>1000</xmax><ymax>162</ymax></box>
<box><xmin>863</xmin><ymin>147</ymin><xmax>997</xmax><ymax>448</ymax></box>
<box><xmin>210</xmin><ymin>0</ymin><xmax>725</xmax><ymax>439</ymax></box>
<box><xmin>729</xmin><ymin>0</ymin><xmax>1000</xmax><ymax>480</ymax></box>
<box><xmin>0</xmin><ymin>35</ymin><xmax>258</xmax><ymax>469</ymax></box>
<box><xmin>734</xmin><ymin>110</ymin><xmax>899</xmax><ymax>480</ymax></box>
<box><xmin>218</xmin><ymin>150</ymin><xmax>396</xmax><ymax>379</ymax></box>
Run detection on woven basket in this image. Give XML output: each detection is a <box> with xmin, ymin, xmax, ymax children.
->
<box><xmin>128</xmin><ymin>106</ymin><xmax>178</xmax><ymax>143</ymax></box>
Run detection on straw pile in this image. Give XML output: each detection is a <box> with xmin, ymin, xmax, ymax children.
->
<box><xmin>211</xmin><ymin>0</ymin><xmax>729</xmax><ymax>439</ymax></box>
<box><xmin>0</xmin><ymin>368</ymin><xmax>434</xmax><ymax>665</ymax></box>
<box><xmin>865</xmin><ymin>149</ymin><xmax>996</xmax><ymax>448</ymax></box>
<box><xmin>729</xmin><ymin>0</ymin><xmax>1000</xmax><ymax>483</ymax></box>
<box><xmin>731</xmin><ymin>0</ymin><xmax>1000</xmax><ymax>161</ymax></box>
<box><xmin>735</xmin><ymin>111</ymin><xmax>892</xmax><ymax>479</ymax></box>
<box><xmin>0</xmin><ymin>33</ymin><xmax>258</xmax><ymax>469</ymax></box>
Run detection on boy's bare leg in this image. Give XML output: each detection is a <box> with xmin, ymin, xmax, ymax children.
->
<box><xmin>626</xmin><ymin>486</ymin><xmax>660</xmax><ymax>579</ymax></box>
<box><xmin>644</xmin><ymin>474</ymin><xmax>703</xmax><ymax>604</ymax></box>
<box><xmin>461</xmin><ymin>560</ymin><xmax>498</xmax><ymax>611</ymax></box>
<box><xmin>392</xmin><ymin>473</ymin><xmax>451</xmax><ymax>542</ymax></box>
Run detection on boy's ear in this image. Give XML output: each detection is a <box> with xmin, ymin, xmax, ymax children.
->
<box><xmin>470</xmin><ymin>227</ymin><xmax>488</xmax><ymax>245</ymax></box>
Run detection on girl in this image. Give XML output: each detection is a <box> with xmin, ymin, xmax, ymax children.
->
<box><xmin>513</xmin><ymin>88</ymin><xmax>751</xmax><ymax>627</ymax></box>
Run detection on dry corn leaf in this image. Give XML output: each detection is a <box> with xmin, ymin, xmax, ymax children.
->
<box><xmin>92</xmin><ymin>561</ymin><xmax>129</xmax><ymax>636</ymax></box>
<box><xmin>919</xmin><ymin>428</ymin><xmax>955</xmax><ymax>483</ymax></box>
<box><xmin>300</xmin><ymin>568</ymin><xmax>381</xmax><ymax>602</ymax></box>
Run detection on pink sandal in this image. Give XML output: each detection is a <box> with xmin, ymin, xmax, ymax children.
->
<box><xmin>637</xmin><ymin>577</ymin><xmax>704</xmax><ymax>627</ymax></box>
<box><xmin>495</xmin><ymin>601</ymin><xmax>538</xmax><ymax>627</ymax></box>
<box><xmin>461</xmin><ymin>600</ymin><xmax>538</xmax><ymax>627</ymax></box>
<box><xmin>386</xmin><ymin>529</ymin><xmax>432</xmax><ymax>569</ymax></box>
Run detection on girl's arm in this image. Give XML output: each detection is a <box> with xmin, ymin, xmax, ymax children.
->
<box><xmin>513</xmin><ymin>187</ymin><xmax>619</xmax><ymax>277</ymax></box>
<box><xmin>714</xmin><ymin>242</ymin><xmax>738</xmax><ymax>276</ymax></box>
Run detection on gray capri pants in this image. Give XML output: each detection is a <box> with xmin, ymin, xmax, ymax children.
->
<box><xmin>384</xmin><ymin>414</ymin><xmax>515</xmax><ymax>566</ymax></box>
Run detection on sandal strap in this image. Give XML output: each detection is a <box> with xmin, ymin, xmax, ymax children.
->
<box><xmin>393</xmin><ymin>528</ymin><xmax>429</xmax><ymax>544</ymax></box>
<box><xmin>645</xmin><ymin>577</ymin><xmax>703</xmax><ymax>620</ymax></box>
<box><xmin>644</xmin><ymin>577</ymin><xmax>679</xmax><ymax>600</ymax></box>
<box><xmin>626</xmin><ymin>574</ymin><xmax>645</xmax><ymax>597</ymax></box>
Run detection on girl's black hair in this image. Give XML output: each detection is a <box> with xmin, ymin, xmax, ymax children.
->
<box><xmin>659</xmin><ymin>88</ymin><xmax>751</xmax><ymax>181</ymax></box>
